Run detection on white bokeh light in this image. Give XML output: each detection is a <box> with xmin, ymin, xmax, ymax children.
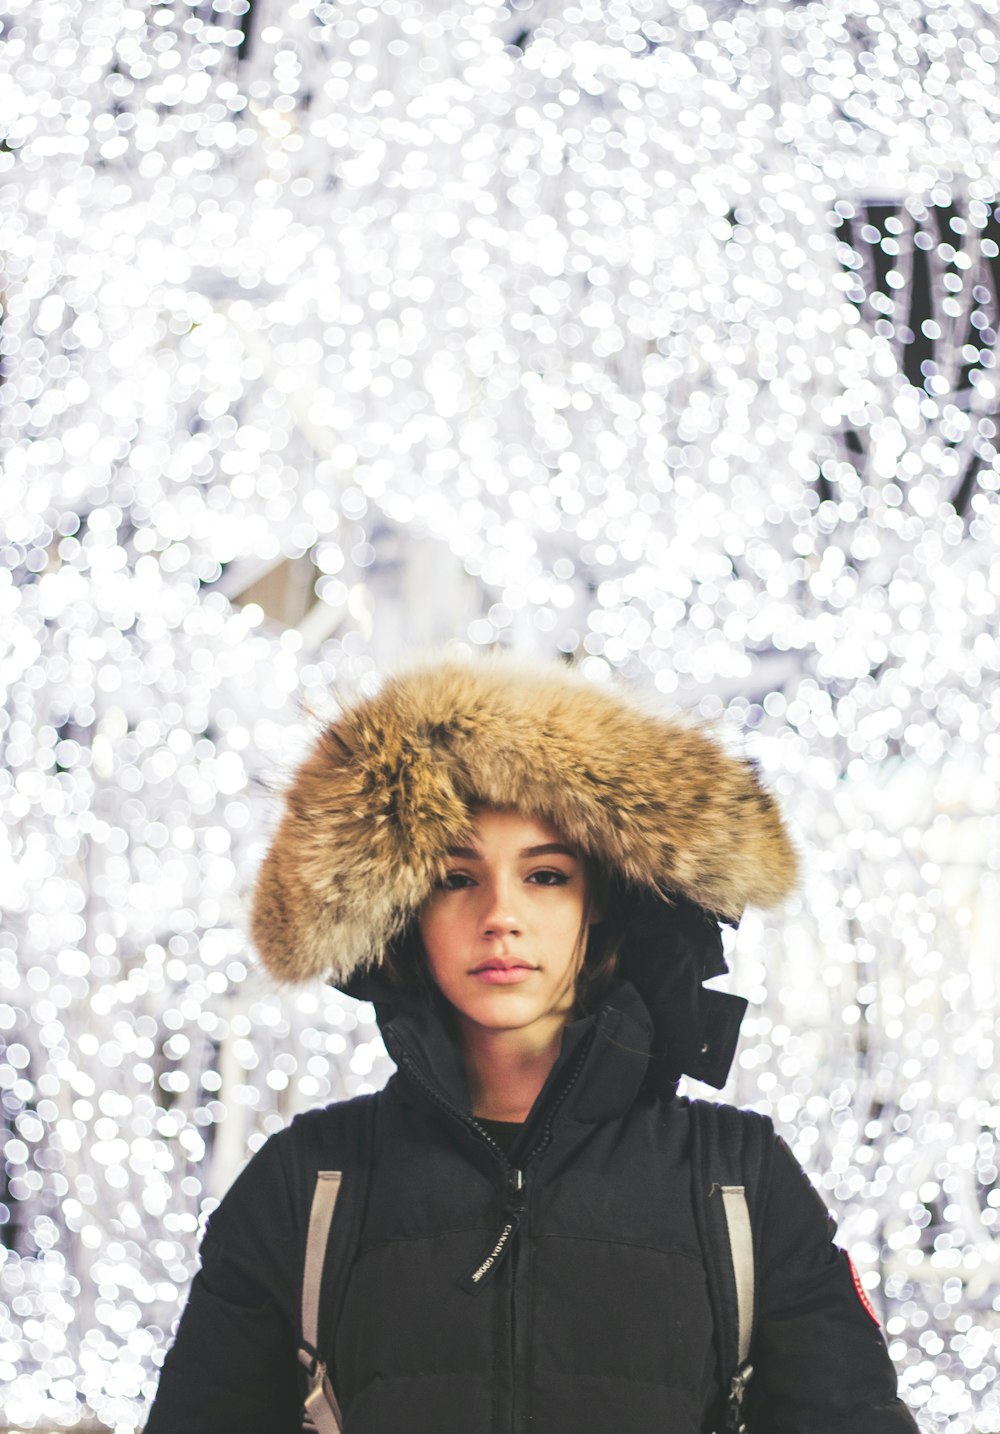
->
<box><xmin>1</xmin><ymin>1</ymin><xmax>999</xmax><ymax>1429</ymax></box>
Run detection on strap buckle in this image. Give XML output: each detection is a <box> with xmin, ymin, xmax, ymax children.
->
<box><xmin>298</xmin><ymin>1341</ymin><xmax>321</xmax><ymax>1380</ymax></box>
<box><xmin>299</xmin><ymin>1355</ymin><xmax>344</xmax><ymax>1433</ymax></box>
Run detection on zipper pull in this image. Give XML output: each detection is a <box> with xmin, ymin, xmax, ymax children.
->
<box><xmin>460</xmin><ymin>1169</ymin><xmax>525</xmax><ymax>1295</ymax></box>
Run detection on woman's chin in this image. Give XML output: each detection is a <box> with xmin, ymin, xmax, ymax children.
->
<box><xmin>461</xmin><ymin>997</ymin><xmax>536</xmax><ymax>1029</ymax></box>
<box><xmin>455</xmin><ymin>992</ymin><xmax>570</xmax><ymax>1037</ymax></box>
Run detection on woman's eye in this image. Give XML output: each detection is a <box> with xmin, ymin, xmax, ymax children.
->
<box><xmin>529</xmin><ymin>869</ymin><xmax>570</xmax><ymax>886</ymax></box>
<box><xmin>439</xmin><ymin>871</ymin><xmax>473</xmax><ymax>890</ymax></box>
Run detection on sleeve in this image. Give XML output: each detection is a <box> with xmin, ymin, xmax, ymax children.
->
<box><xmin>142</xmin><ymin>1130</ymin><xmax>304</xmax><ymax>1434</ymax></box>
<box><xmin>746</xmin><ymin>1134</ymin><xmax>921</xmax><ymax>1434</ymax></box>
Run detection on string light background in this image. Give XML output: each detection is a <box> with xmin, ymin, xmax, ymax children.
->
<box><xmin>1</xmin><ymin>0</ymin><xmax>999</xmax><ymax>1428</ymax></box>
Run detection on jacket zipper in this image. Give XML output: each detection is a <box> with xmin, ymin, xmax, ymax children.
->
<box><xmin>391</xmin><ymin>1025</ymin><xmax>598</xmax><ymax>1433</ymax></box>
<box><xmin>390</xmin><ymin>1042</ymin><xmax>514</xmax><ymax>1169</ymax></box>
<box><xmin>520</xmin><ymin>1026</ymin><xmax>596</xmax><ymax>1167</ymax></box>
<box><xmin>503</xmin><ymin>1028</ymin><xmax>595</xmax><ymax>1434</ymax></box>
<box><xmin>460</xmin><ymin>1165</ymin><xmax>525</xmax><ymax>1293</ymax></box>
<box><xmin>392</xmin><ymin>1027</ymin><xmax>597</xmax><ymax>1272</ymax></box>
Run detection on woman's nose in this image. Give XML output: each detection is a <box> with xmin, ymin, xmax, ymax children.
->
<box><xmin>479</xmin><ymin>878</ymin><xmax>521</xmax><ymax>935</ymax></box>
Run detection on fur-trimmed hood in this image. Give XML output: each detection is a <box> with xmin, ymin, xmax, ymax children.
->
<box><xmin>251</xmin><ymin>652</ymin><xmax>797</xmax><ymax>985</ymax></box>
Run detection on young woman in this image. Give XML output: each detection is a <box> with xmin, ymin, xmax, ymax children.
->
<box><xmin>144</xmin><ymin>653</ymin><xmax>918</xmax><ymax>1434</ymax></box>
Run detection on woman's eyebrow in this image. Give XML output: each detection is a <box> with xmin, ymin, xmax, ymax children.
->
<box><xmin>444</xmin><ymin>843</ymin><xmax>578</xmax><ymax>859</ymax></box>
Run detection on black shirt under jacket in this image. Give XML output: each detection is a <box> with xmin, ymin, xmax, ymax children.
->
<box><xmin>144</xmin><ymin>979</ymin><xmax>919</xmax><ymax>1434</ymax></box>
<box><xmin>474</xmin><ymin>1117</ymin><xmax>523</xmax><ymax>1157</ymax></box>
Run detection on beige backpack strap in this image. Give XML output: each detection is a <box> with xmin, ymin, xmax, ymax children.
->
<box><xmin>299</xmin><ymin>1171</ymin><xmax>344</xmax><ymax>1434</ymax></box>
<box><xmin>720</xmin><ymin>1183</ymin><xmax>755</xmax><ymax>1370</ymax></box>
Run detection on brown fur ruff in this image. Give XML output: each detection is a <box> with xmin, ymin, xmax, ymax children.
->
<box><xmin>250</xmin><ymin>653</ymin><xmax>799</xmax><ymax>984</ymax></box>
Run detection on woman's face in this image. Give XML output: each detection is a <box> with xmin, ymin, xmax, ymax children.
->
<box><xmin>417</xmin><ymin>807</ymin><xmax>598</xmax><ymax>1045</ymax></box>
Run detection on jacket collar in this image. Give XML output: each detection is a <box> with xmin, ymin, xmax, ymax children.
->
<box><xmin>374</xmin><ymin>978</ymin><xmax>656</xmax><ymax>1136</ymax></box>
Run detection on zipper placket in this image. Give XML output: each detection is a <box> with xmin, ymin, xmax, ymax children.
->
<box><xmin>391</xmin><ymin>1024</ymin><xmax>599</xmax><ymax>1433</ymax></box>
<box><xmin>519</xmin><ymin>1027</ymin><xmax>596</xmax><ymax>1168</ymax></box>
<box><xmin>504</xmin><ymin>1028</ymin><xmax>595</xmax><ymax>1434</ymax></box>
<box><xmin>391</xmin><ymin>1043</ymin><xmax>517</xmax><ymax>1171</ymax></box>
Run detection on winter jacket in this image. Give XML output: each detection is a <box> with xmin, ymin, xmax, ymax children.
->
<box><xmin>144</xmin><ymin>974</ymin><xmax>918</xmax><ymax>1434</ymax></box>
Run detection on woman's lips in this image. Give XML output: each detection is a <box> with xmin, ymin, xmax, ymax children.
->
<box><xmin>470</xmin><ymin>963</ymin><xmax>536</xmax><ymax>985</ymax></box>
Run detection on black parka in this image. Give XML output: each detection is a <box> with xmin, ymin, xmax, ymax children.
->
<box><xmin>144</xmin><ymin>974</ymin><xmax>919</xmax><ymax>1434</ymax></box>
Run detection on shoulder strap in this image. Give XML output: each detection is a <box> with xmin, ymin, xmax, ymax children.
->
<box><xmin>298</xmin><ymin>1094</ymin><xmax>377</xmax><ymax>1434</ymax></box>
<box><xmin>718</xmin><ymin>1183</ymin><xmax>754</xmax><ymax>1367</ymax></box>
<box><xmin>689</xmin><ymin>1099</ymin><xmax>773</xmax><ymax>1434</ymax></box>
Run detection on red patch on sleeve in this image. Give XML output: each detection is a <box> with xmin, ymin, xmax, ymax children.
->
<box><xmin>847</xmin><ymin>1254</ymin><xmax>881</xmax><ymax>1326</ymax></box>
